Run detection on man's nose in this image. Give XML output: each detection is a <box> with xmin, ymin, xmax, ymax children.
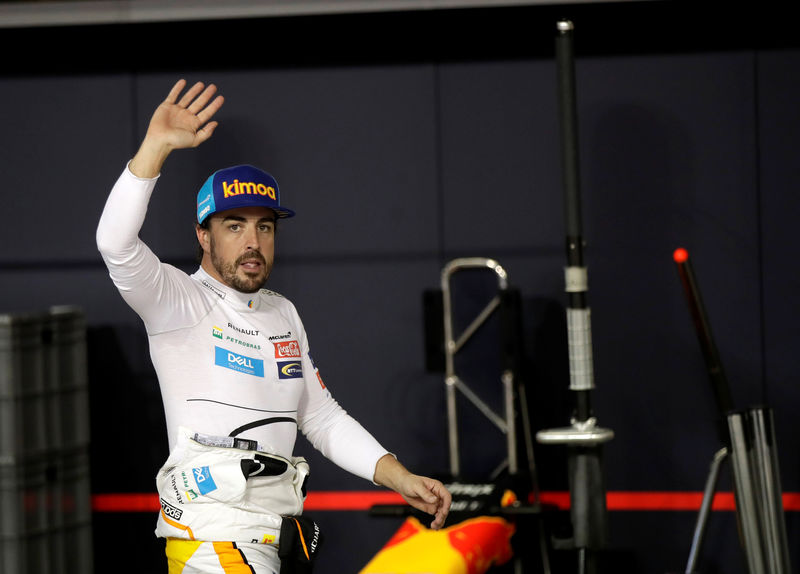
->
<box><xmin>243</xmin><ymin>226</ymin><xmax>259</xmax><ymax>249</ymax></box>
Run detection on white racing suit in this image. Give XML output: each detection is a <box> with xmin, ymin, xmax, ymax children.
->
<box><xmin>156</xmin><ymin>427</ymin><xmax>308</xmax><ymax>544</ymax></box>
<box><xmin>97</xmin><ymin>164</ymin><xmax>390</xmax><ymax>572</ymax></box>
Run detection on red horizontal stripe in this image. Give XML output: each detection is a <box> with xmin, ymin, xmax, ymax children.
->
<box><xmin>306</xmin><ymin>490</ymin><xmax>405</xmax><ymax>510</ymax></box>
<box><xmin>92</xmin><ymin>493</ymin><xmax>160</xmax><ymax>512</ymax></box>
<box><xmin>91</xmin><ymin>491</ymin><xmax>800</xmax><ymax>513</ymax></box>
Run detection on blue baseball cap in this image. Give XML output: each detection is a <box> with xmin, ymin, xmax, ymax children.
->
<box><xmin>196</xmin><ymin>165</ymin><xmax>296</xmax><ymax>224</ymax></box>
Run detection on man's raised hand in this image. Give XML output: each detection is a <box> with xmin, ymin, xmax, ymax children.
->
<box><xmin>130</xmin><ymin>79</ymin><xmax>225</xmax><ymax>178</ymax></box>
<box><xmin>148</xmin><ymin>79</ymin><xmax>224</xmax><ymax>150</ymax></box>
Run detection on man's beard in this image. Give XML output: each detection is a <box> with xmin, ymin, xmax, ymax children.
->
<box><xmin>210</xmin><ymin>238</ymin><xmax>271</xmax><ymax>293</ymax></box>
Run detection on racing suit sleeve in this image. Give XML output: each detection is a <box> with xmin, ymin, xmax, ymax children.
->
<box><xmin>291</xmin><ymin>304</ymin><xmax>390</xmax><ymax>483</ymax></box>
<box><xmin>96</xmin><ymin>164</ymin><xmax>206</xmax><ymax>334</ymax></box>
<box><xmin>299</xmin><ymin>397</ymin><xmax>391</xmax><ymax>484</ymax></box>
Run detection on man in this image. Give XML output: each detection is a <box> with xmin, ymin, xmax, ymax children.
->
<box><xmin>97</xmin><ymin>79</ymin><xmax>451</xmax><ymax>574</ymax></box>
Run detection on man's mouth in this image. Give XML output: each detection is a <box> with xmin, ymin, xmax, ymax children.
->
<box><xmin>238</xmin><ymin>254</ymin><xmax>265</xmax><ymax>272</ymax></box>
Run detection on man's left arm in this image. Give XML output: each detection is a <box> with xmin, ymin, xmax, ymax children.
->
<box><xmin>298</xmin><ymin>382</ymin><xmax>452</xmax><ymax>530</ymax></box>
<box><xmin>373</xmin><ymin>454</ymin><xmax>451</xmax><ymax>530</ymax></box>
<box><xmin>294</xmin><ymin>308</ymin><xmax>451</xmax><ymax>529</ymax></box>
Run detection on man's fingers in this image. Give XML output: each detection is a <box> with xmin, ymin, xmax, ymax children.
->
<box><xmin>428</xmin><ymin>500</ymin><xmax>448</xmax><ymax>530</ymax></box>
<box><xmin>424</xmin><ymin>481</ymin><xmax>452</xmax><ymax>508</ymax></box>
<box><xmin>404</xmin><ymin>479</ymin><xmax>451</xmax><ymax>530</ymax></box>
<box><xmin>194</xmin><ymin>121</ymin><xmax>219</xmax><ymax>146</ymax></box>
<box><xmin>177</xmin><ymin>81</ymin><xmax>206</xmax><ymax>108</ymax></box>
<box><xmin>164</xmin><ymin>79</ymin><xmax>187</xmax><ymax>104</ymax></box>
<box><xmin>426</xmin><ymin>481</ymin><xmax>451</xmax><ymax>530</ymax></box>
<box><xmin>188</xmin><ymin>84</ymin><xmax>219</xmax><ymax>115</ymax></box>
<box><xmin>430</xmin><ymin>511</ymin><xmax>446</xmax><ymax>530</ymax></box>
<box><xmin>418</xmin><ymin>489</ymin><xmax>437</xmax><ymax>504</ymax></box>
<box><xmin>196</xmin><ymin>95</ymin><xmax>225</xmax><ymax>126</ymax></box>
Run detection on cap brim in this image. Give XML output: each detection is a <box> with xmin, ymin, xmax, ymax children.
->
<box><xmin>205</xmin><ymin>195</ymin><xmax>296</xmax><ymax>221</ymax></box>
<box><xmin>273</xmin><ymin>207</ymin><xmax>296</xmax><ymax>219</ymax></box>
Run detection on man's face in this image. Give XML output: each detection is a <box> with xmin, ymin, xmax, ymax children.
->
<box><xmin>196</xmin><ymin>206</ymin><xmax>276</xmax><ymax>293</ymax></box>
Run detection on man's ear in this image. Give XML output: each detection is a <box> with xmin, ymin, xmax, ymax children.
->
<box><xmin>195</xmin><ymin>224</ymin><xmax>211</xmax><ymax>254</ymax></box>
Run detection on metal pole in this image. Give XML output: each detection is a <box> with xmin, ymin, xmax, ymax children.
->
<box><xmin>672</xmin><ymin>248</ymin><xmax>734</xmax><ymax>427</ymax></box>
<box><xmin>537</xmin><ymin>20</ymin><xmax>613</xmax><ymax>570</ymax></box>
<box><xmin>728</xmin><ymin>411</ymin><xmax>766</xmax><ymax>574</ymax></box>
<box><xmin>685</xmin><ymin>448</ymin><xmax>728</xmax><ymax>574</ymax></box>
<box><xmin>674</xmin><ymin>249</ymin><xmax>792</xmax><ymax>573</ymax></box>
<box><xmin>748</xmin><ymin>408</ymin><xmax>791</xmax><ymax>574</ymax></box>
<box><xmin>441</xmin><ymin>258</ymin><xmax>510</xmax><ymax>478</ymax></box>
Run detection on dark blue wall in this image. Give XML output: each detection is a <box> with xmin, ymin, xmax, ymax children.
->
<box><xmin>1</xmin><ymin>3</ymin><xmax>798</xmax><ymax>572</ymax></box>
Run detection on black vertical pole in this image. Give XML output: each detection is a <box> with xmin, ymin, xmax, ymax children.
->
<box><xmin>537</xmin><ymin>20</ymin><xmax>613</xmax><ymax>574</ymax></box>
<box><xmin>556</xmin><ymin>20</ymin><xmax>592</xmax><ymax>420</ymax></box>
<box><xmin>558</xmin><ymin>21</ymin><xmax>608</xmax><ymax>572</ymax></box>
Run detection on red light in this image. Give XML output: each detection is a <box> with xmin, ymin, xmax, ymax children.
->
<box><xmin>673</xmin><ymin>247</ymin><xmax>689</xmax><ymax>263</ymax></box>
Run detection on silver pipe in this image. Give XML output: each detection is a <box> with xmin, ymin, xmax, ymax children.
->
<box><xmin>453</xmin><ymin>377</ymin><xmax>507</xmax><ymax>432</ymax></box>
<box><xmin>453</xmin><ymin>295</ymin><xmax>501</xmax><ymax>353</ymax></box>
<box><xmin>441</xmin><ymin>262</ymin><xmax>459</xmax><ymax>476</ymax></box>
<box><xmin>439</xmin><ymin>257</ymin><xmax>510</xmax><ymax>478</ymax></box>
<box><xmin>445</xmin><ymin>376</ymin><xmax>460</xmax><ymax>477</ymax></box>
<box><xmin>728</xmin><ymin>411</ymin><xmax>766</xmax><ymax>574</ymax></box>
<box><xmin>749</xmin><ymin>408</ymin><xmax>791</xmax><ymax>574</ymax></box>
<box><xmin>685</xmin><ymin>447</ymin><xmax>728</xmax><ymax>574</ymax></box>
<box><xmin>502</xmin><ymin>370</ymin><xmax>518</xmax><ymax>474</ymax></box>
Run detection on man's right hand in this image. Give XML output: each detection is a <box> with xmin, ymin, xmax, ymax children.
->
<box><xmin>129</xmin><ymin>79</ymin><xmax>225</xmax><ymax>178</ymax></box>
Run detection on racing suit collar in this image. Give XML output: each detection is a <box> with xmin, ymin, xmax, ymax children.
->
<box><xmin>193</xmin><ymin>266</ymin><xmax>263</xmax><ymax>311</ymax></box>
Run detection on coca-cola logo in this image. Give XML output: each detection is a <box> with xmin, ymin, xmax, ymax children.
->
<box><xmin>273</xmin><ymin>340</ymin><xmax>301</xmax><ymax>358</ymax></box>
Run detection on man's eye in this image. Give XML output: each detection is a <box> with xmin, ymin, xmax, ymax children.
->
<box><xmin>228</xmin><ymin>224</ymin><xmax>241</xmax><ymax>231</ymax></box>
<box><xmin>259</xmin><ymin>224</ymin><xmax>274</xmax><ymax>232</ymax></box>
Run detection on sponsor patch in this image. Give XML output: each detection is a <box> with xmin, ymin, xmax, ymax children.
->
<box><xmin>277</xmin><ymin>360</ymin><xmax>303</xmax><ymax>379</ymax></box>
<box><xmin>260</xmin><ymin>289</ymin><xmax>284</xmax><ymax>298</ymax></box>
<box><xmin>212</xmin><ymin>326</ymin><xmax>223</xmax><ymax>339</ymax></box>
<box><xmin>201</xmin><ymin>280</ymin><xmax>226</xmax><ymax>300</ymax></box>
<box><xmin>170</xmin><ymin>475</ymin><xmax>184</xmax><ymax>504</ymax></box>
<box><xmin>192</xmin><ymin>466</ymin><xmax>218</xmax><ymax>495</ymax></box>
<box><xmin>222</xmin><ymin>179</ymin><xmax>276</xmax><ymax>200</ymax></box>
<box><xmin>226</xmin><ymin>335</ymin><xmax>261</xmax><ymax>351</ymax></box>
<box><xmin>268</xmin><ymin>331</ymin><xmax>292</xmax><ymax>341</ymax></box>
<box><xmin>309</xmin><ymin>352</ymin><xmax>326</xmax><ymax>389</ymax></box>
<box><xmin>261</xmin><ymin>534</ymin><xmax>276</xmax><ymax>545</ymax></box>
<box><xmin>227</xmin><ymin>322</ymin><xmax>259</xmax><ymax>336</ymax></box>
<box><xmin>273</xmin><ymin>340</ymin><xmax>301</xmax><ymax>359</ymax></box>
<box><xmin>160</xmin><ymin>498</ymin><xmax>183</xmax><ymax>520</ymax></box>
<box><xmin>215</xmin><ymin>346</ymin><xmax>264</xmax><ymax>377</ymax></box>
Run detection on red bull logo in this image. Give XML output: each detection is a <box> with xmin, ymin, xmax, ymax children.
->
<box><xmin>222</xmin><ymin>180</ymin><xmax>276</xmax><ymax>200</ymax></box>
<box><xmin>359</xmin><ymin>516</ymin><xmax>515</xmax><ymax>574</ymax></box>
